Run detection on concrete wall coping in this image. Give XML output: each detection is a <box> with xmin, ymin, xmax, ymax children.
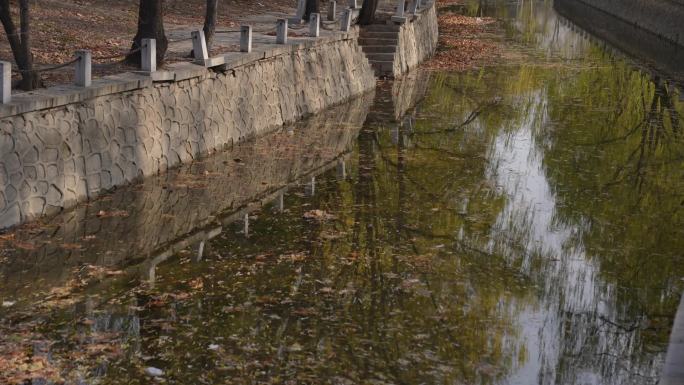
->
<box><xmin>0</xmin><ymin>28</ymin><xmax>360</xmax><ymax>120</ymax></box>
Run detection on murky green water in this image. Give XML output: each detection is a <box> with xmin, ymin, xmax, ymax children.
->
<box><xmin>1</xmin><ymin>1</ymin><xmax>684</xmax><ymax>384</ymax></box>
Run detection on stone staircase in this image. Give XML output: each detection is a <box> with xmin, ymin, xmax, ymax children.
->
<box><xmin>359</xmin><ymin>23</ymin><xmax>401</xmax><ymax>77</ymax></box>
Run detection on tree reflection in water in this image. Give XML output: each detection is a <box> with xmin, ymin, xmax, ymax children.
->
<box><xmin>0</xmin><ymin>0</ymin><xmax>683</xmax><ymax>384</ymax></box>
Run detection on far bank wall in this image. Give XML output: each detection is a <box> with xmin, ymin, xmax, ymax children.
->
<box><xmin>564</xmin><ymin>0</ymin><xmax>684</xmax><ymax>46</ymax></box>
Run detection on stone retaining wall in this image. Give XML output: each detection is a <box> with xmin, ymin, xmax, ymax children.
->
<box><xmin>394</xmin><ymin>1</ymin><xmax>439</xmax><ymax>75</ymax></box>
<box><xmin>569</xmin><ymin>0</ymin><xmax>684</xmax><ymax>46</ymax></box>
<box><xmin>0</xmin><ymin>30</ymin><xmax>376</xmax><ymax>230</ymax></box>
<box><xmin>0</xmin><ymin>96</ymin><xmax>372</xmax><ymax>294</ymax></box>
<box><xmin>554</xmin><ymin>0</ymin><xmax>684</xmax><ymax>87</ymax></box>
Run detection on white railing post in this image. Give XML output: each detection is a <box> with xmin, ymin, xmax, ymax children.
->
<box><xmin>75</xmin><ymin>50</ymin><xmax>92</xmax><ymax>87</ymax></box>
<box><xmin>276</xmin><ymin>19</ymin><xmax>288</xmax><ymax>44</ymax></box>
<box><xmin>0</xmin><ymin>61</ymin><xmax>10</xmax><ymax>104</ymax></box>
<box><xmin>191</xmin><ymin>30</ymin><xmax>209</xmax><ymax>64</ymax></box>
<box><xmin>277</xmin><ymin>192</ymin><xmax>284</xmax><ymax>212</ymax></box>
<box><xmin>392</xmin><ymin>0</ymin><xmax>409</xmax><ymax>23</ymax></box>
<box><xmin>240</xmin><ymin>25</ymin><xmax>252</xmax><ymax>53</ymax></box>
<box><xmin>290</xmin><ymin>0</ymin><xmax>306</xmax><ymax>23</ymax></box>
<box><xmin>141</xmin><ymin>38</ymin><xmax>156</xmax><ymax>73</ymax></box>
<box><xmin>396</xmin><ymin>0</ymin><xmax>405</xmax><ymax>16</ymax></box>
<box><xmin>327</xmin><ymin>1</ymin><xmax>336</xmax><ymax>21</ymax></box>
<box><xmin>409</xmin><ymin>0</ymin><xmax>419</xmax><ymax>14</ymax></box>
<box><xmin>309</xmin><ymin>13</ymin><xmax>320</xmax><ymax>37</ymax></box>
<box><xmin>337</xmin><ymin>159</ymin><xmax>346</xmax><ymax>180</ymax></box>
<box><xmin>340</xmin><ymin>8</ymin><xmax>352</xmax><ymax>31</ymax></box>
<box><xmin>297</xmin><ymin>0</ymin><xmax>306</xmax><ymax>18</ymax></box>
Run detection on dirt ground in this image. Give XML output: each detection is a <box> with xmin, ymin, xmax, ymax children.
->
<box><xmin>13</xmin><ymin>0</ymin><xmax>298</xmax><ymax>63</ymax></box>
<box><xmin>1</xmin><ymin>0</ymin><xmax>298</xmax><ymax>87</ymax></box>
<box><xmin>0</xmin><ymin>0</ymin><xmax>509</xmax><ymax>88</ymax></box>
<box><xmin>424</xmin><ymin>0</ymin><xmax>514</xmax><ymax>71</ymax></box>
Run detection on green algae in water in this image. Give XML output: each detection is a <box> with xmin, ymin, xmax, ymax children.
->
<box><xmin>1</xmin><ymin>1</ymin><xmax>684</xmax><ymax>384</ymax></box>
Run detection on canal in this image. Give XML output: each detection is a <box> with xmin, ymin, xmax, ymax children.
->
<box><xmin>1</xmin><ymin>0</ymin><xmax>683</xmax><ymax>384</ymax></box>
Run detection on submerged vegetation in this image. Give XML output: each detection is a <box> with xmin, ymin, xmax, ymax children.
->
<box><xmin>0</xmin><ymin>0</ymin><xmax>683</xmax><ymax>384</ymax></box>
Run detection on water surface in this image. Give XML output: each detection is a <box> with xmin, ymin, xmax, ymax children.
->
<box><xmin>1</xmin><ymin>1</ymin><xmax>683</xmax><ymax>384</ymax></box>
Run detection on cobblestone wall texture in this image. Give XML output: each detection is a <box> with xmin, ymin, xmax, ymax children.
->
<box><xmin>0</xmin><ymin>96</ymin><xmax>373</xmax><ymax>294</ymax></box>
<box><xmin>394</xmin><ymin>2</ymin><xmax>439</xmax><ymax>75</ymax></box>
<box><xmin>0</xmin><ymin>36</ymin><xmax>375</xmax><ymax>230</ymax></box>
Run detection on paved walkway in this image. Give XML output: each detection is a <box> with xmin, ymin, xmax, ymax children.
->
<box><xmin>162</xmin><ymin>0</ymin><xmax>400</xmax><ymax>61</ymax></box>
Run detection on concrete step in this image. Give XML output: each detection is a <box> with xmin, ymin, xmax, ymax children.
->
<box><xmin>363</xmin><ymin>24</ymin><xmax>401</xmax><ymax>32</ymax></box>
<box><xmin>369</xmin><ymin>60</ymin><xmax>394</xmax><ymax>73</ymax></box>
<box><xmin>360</xmin><ymin>31</ymin><xmax>399</xmax><ymax>39</ymax></box>
<box><xmin>365</xmin><ymin>53</ymin><xmax>396</xmax><ymax>61</ymax></box>
<box><xmin>359</xmin><ymin>37</ymin><xmax>398</xmax><ymax>46</ymax></box>
<box><xmin>361</xmin><ymin>45</ymin><xmax>397</xmax><ymax>53</ymax></box>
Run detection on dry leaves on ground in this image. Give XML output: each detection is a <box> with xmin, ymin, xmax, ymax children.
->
<box><xmin>424</xmin><ymin>10</ymin><xmax>505</xmax><ymax>71</ymax></box>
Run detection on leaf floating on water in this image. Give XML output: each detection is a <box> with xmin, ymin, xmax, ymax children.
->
<box><xmin>288</xmin><ymin>343</ymin><xmax>303</xmax><ymax>352</ymax></box>
<box><xmin>292</xmin><ymin>307</ymin><xmax>318</xmax><ymax>317</ymax></box>
<box><xmin>303</xmin><ymin>210</ymin><xmax>336</xmax><ymax>221</ymax></box>
<box><xmin>278</xmin><ymin>253</ymin><xmax>308</xmax><ymax>263</ymax></box>
<box><xmin>320</xmin><ymin>231</ymin><xmax>345</xmax><ymax>240</ymax></box>
<box><xmin>188</xmin><ymin>278</ymin><xmax>204</xmax><ymax>290</ymax></box>
<box><xmin>13</xmin><ymin>241</ymin><xmax>37</xmax><ymax>250</ymax></box>
<box><xmin>79</xmin><ymin>318</ymin><xmax>95</xmax><ymax>326</ymax></box>
<box><xmin>60</xmin><ymin>243</ymin><xmax>83</xmax><ymax>250</ymax></box>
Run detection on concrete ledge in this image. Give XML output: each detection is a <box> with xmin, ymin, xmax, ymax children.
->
<box><xmin>149</xmin><ymin>71</ymin><xmax>176</xmax><ymax>82</ymax></box>
<box><xmin>199</xmin><ymin>56</ymin><xmax>227</xmax><ymax>68</ymax></box>
<box><xmin>0</xmin><ymin>74</ymin><xmax>150</xmax><ymax>117</ymax></box>
<box><xmin>165</xmin><ymin>62</ymin><xmax>207</xmax><ymax>81</ymax></box>
<box><xmin>0</xmin><ymin>28</ymin><xmax>361</xmax><ymax>120</ymax></box>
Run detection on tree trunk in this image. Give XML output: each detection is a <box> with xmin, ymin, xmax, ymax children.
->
<box><xmin>303</xmin><ymin>0</ymin><xmax>319</xmax><ymax>21</ymax></box>
<box><xmin>126</xmin><ymin>0</ymin><xmax>168</xmax><ymax>66</ymax></box>
<box><xmin>0</xmin><ymin>0</ymin><xmax>41</xmax><ymax>90</ymax></box>
<box><xmin>203</xmin><ymin>0</ymin><xmax>218</xmax><ymax>50</ymax></box>
<box><xmin>359</xmin><ymin>0</ymin><xmax>380</xmax><ymax>25</ymax></box>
